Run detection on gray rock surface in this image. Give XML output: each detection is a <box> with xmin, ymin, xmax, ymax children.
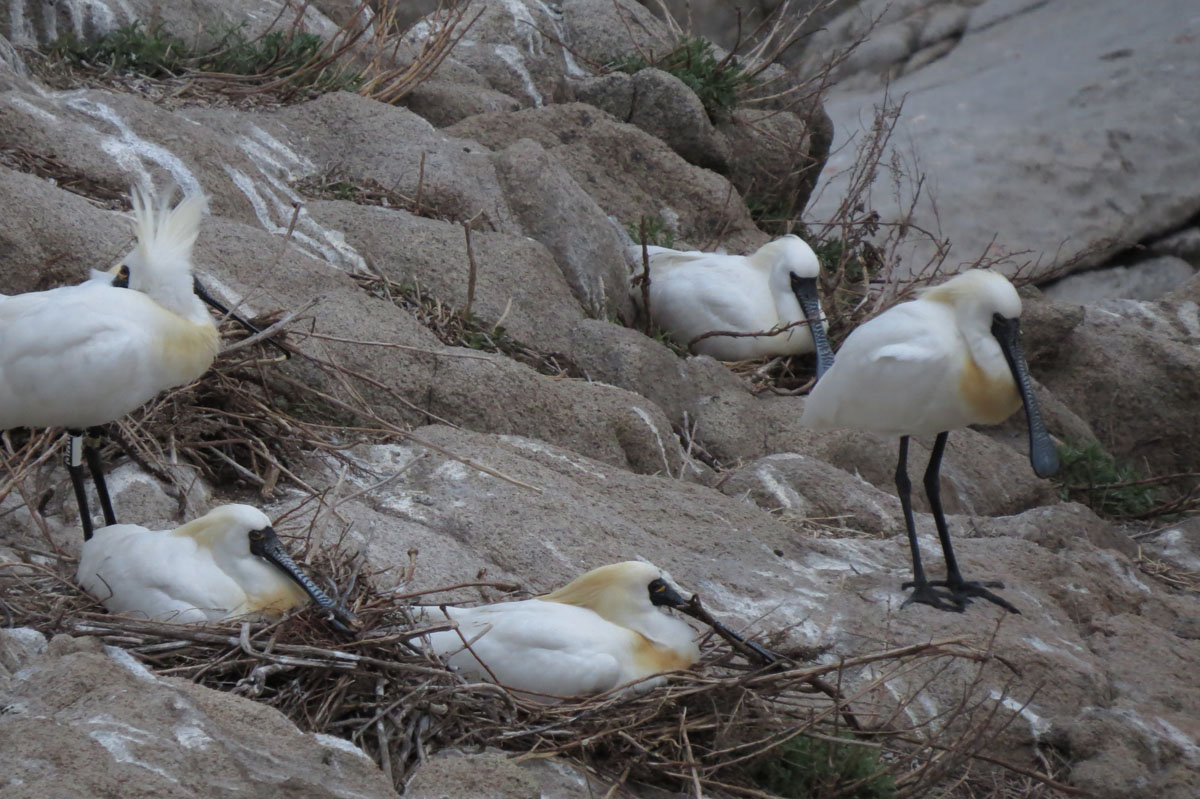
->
<box><xmin>573</xmin><ymin>68</ymin><xmax>731</xmax><ymax>171</ymax></box>
<box><xmin>448</xmin><ymin>102</ymin><xmax>766</xmax><ymax>253</ymax></box>
<box><xmin>808</xmin><ymin>0</ymin><xmax>1200</xmax><ymax>280</ymax></box>
<box><xmin>0</xmin><ymin>0</ymin><xmax>1198</xmax><ymax>796</ymax></box>
<box><xmin>0</xmin><ymin>633</ymin><xmax>397</xmax><ymax>798</ymax></box>
<box><xmin>1043</xmin><ymin>256</ymin><xmax>1197</xmax><ymax>304</ymax></box>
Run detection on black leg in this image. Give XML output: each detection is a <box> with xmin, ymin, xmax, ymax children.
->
<box><xmin>923</xmin><ymin>431</ymin><xmax>1020</xmax><ymax>614</ymax></box>
<box><xmin>896</xmin><ymin>436</ymin><xmax>962</xmax><ymax>612</ymax></box>
<box><xmin>83</xmin><ymin>428</ymin><xmax>116</xmax><ymax>527</ymax></box>
<box><xmin>65</xmin><ymin>431</ymin><xmax>95</xmax><ymax>541</ymax></box>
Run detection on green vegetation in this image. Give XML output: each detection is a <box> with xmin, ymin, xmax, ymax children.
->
<box><xmin>49</xmin><ymin>22</ymin><xmax>359</xmax><ymax>92</ymax></box>
<box><xmin>613</xmin><ymin>36</ymin><xmax>751</xmax><ymax>119</ymax></box>
<box><xmin>752</xmin><ymin>734</ymin><xmax>895</xmax><ymax>799</ymax></box>
<box><xmin>1055</xmin><ymin>441</ymin><xmax>1161</xmax><ymax>518</ymax></box>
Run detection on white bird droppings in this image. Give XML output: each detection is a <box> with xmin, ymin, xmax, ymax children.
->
<box><xmin>493</xmin><ymin>44</ymin><xmax>543</xmax><ymax>106</ymax></box>
<box><xmin>989</xmin><ymin>690</ymin><xmax>1050</xmax><ymax>738</ymax></box>
<box><xmin>631</xmin><ymin>406</ymin><xmax>674</xmax><ymax>475</ymax></box>
<box><xmin>314</xmin><ymin>733</ymin><xmax>374</xmax><ymax>760</ymax></box>
<box><xmin>173</xmin><ymin>725</ymin><xmax>214</xmax><ymax>750</ymax></box>
<box><xmin>87</xmin><ymin>716</ymin><xmax>178</xmax><ymax>782</ymax></box>
<box><xmin>65</xmin><ymin>96</ymin><xmax>200</xmax><ymax>196</ymax></box>
<box><xmin>499</xmin><ymin>435</ymin><xmax>608</xmax><ymax>478</ymax></box>
<box><xmin>104</xmin><ymin>645</ymin><xmax>157</xmax><ymax>683</ymax></box>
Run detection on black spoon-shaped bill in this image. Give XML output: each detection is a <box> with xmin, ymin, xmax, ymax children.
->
<box><xmin>192</xmin><ymin>278</ymin><xmax>291</xmax><ymax>359</ymax></box>
<box><xmin>250</xmin><ymin>526</ymin><xmax>361</xmax><ymax>633</ymax></box>
<box><xmin>991</xmin><ymin>314</ymin><xmax>1059</xmax><ymax>478</ymax></box>
<box><xmin>789</xmin><ymin>274</ymin><xmax>836</xmax><ymax>380</ymax></box>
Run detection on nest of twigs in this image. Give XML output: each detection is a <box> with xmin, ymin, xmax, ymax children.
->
<box><xmin>0</xmin><ymin>284</ymin><xmax>1076</xmax><ymax>798</ymax></box>
<box><xmin>1</xmin><ymin>536</ymin><xmax>1077</xmax><ymax>798</ymax></box>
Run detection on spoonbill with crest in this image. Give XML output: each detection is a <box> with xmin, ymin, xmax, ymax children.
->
<box><xmin>0</xmin><ymin>186</ymin><xmax>270</xmax><ymax>539</ymax></box>
<box><xmin>77</xmin><ymin>504</ymin><xmax>357</xmax><ymax>630</ymax></box>
<box><xmin>629</xmin><ymin>234</ymin><xmax>835</xmax><ymax>376</ymax></box>
<box><xmin>802</xmin><ymin>270</ymin><xmax>1059</xmax><ymax>613</ymax></box>
<box><xmin>420</xmin><ymin>561</ymin><xmax>702</xmax><ymax>701</ymax></box>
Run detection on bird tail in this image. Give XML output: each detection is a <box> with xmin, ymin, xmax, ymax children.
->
<box><xmin>130</xmin><ymin>186</ymin><xmax>208</xmax><ymax>278</ymax></box>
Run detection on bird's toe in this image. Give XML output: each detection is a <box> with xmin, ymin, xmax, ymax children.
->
<box><xmin>901</xmin><ymin>582</ymin><xmax>967</xmax><ymax>613</ymax></box>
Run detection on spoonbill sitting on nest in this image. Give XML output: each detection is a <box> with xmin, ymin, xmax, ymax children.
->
<box><xmin>0</xmin><ymin>186</ymin><xmax>272</xmax><ymax>539</ymax></box>
<box><xmin>629</xmin><ymin>234</ymin><xmax>835</xmax><ymax>375</ymax></box>
<box><xmin>420</xmin><ymin>561</ymin><xmax>702</xmax><ymax>701</ymax></box>
<box><xmin>802</xmin><ymin>270</ymin><xmax>1059</xmax><ymax>613</ymax></box>
<box><xmin>77</xmin><ymin>504</ymin><xmax>357</xmax><ymax>631</ymax></box>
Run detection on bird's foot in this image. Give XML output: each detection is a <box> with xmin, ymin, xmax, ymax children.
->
<box><xmin>900</xmin><ymin>580</ymin><xmax>966</xmax><ymax>613</ymax></box>
<box><xmin>921</xmin><ymin>578</ymin><xmax>1021</xmax><ymax>614</ymax></box>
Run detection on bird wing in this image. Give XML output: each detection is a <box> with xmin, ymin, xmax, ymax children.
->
<box><xmin>642</xmin><ymin>253</ymin><xmax>779</xmax><ymax>352</ymax></box>
<box><xmin>77</xmin><ymin>525</ymin><xmax>244</xmax><ymax>622</ymax></box>
<box><xmin>0</xmin><ymin>282</ymin><xmax>209</xmax><ymax>429</ymax></box>
<box><xmin>802</xmin><ymin>301</ymin><xmax>962</xmax><ymax>435</ymax></box>
<box><xmin>426</xmin><ymin>601</ymin><xmax>640</xmax><ymax>699</ymax></box>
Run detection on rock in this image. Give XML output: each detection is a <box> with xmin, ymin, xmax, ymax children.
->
<box><xmin>406</xmin><ymin>748</ymin><xmax>599</xmax><ymax>799</ymax></box>
<box><xmin>402</xmin><ymin>78</ymin><xmax>523</xmax><ymax>127</ymax></box>
<box><xmin>718</xmin><ymin>452</ymin><xmax>903</xmax><ymax>536</ymax></box>
<box><xmin>0</xmin><ymin>634</ymin><xmax>396</xmax><ymax>798</ymax></box>
<box><xmin>1141</xmin><ymin>518</ymin><xmax>1200</xmax><ymax>574</ymax></box>
<box><xmin>0</xmin><ymin>628</ymin><xmax>47</xmax><ymax>674</ymax></box>
<box><xmin>574</xmin><ymin>68</ymin><xmax>731</xmax><ymax>171</ymax></box>
<box><xmin>1151</xmin><ymin>227</ymin><xmax>1200</xmax><ymax>267</ymax></box>
<box><xmin>810</xmin><ymin>0</ymin><xmax>1200</xmax><ymax>281</ymax></box>
<box><xmin>716</xmin><ymin>105</ymin><xmax>832</xmax><ymax>221</ymax></box>
<box><xmin>490</xmin><ymin>138</ymin><xmax>634</xmax><ymax>319</ymax></box>
<box><xmin>1042</xmin><ymin>256</ymin><xmax>1197</xmax><ymax>304</ymax></box>
<box><xmin>0</xmin><ymin>167</ymin><xmax>127</xmax><ymax>294</ymax></box>
<box><xmin>448</xmin><ymin>103</ymin><xmax>765</xmax><ymax>253</ymax></box>
<box><xmin>919</xmin><ymin>4</ymin><xmax>970</xmax><ymax>48</ymax></box>
<box><xmin>558</xmin><ymin>0</ymin><xmax>672</xmax><ymax>67</ymax></box>
<box><xmin>405</xmin><ymin>0</ymin><xmax>670</xmax><ymax>112</ymax></box>
<box><xmin>790</xmin><ymin>426</ymin><xmax>1059</xmax><ymax>518</ymax></box>
<box><xmin>305</xmin><ymin>199</ymin><xmax>587</xmax><ymax>351</ymax></box>
<box><xmin>406</xmin><ymin>750</ymin><xmax>540</xmax><ymax>799</ymax></box>
<box><xmin>1034</xmin><ymin>300</ymin><xmax>1200</xmax><ymax>474</ymax></box>
<box><xmin>0</xmin><ymin>0</ymin><xmax>340</xmax><ymax>48</ymax></box>
<box><xmin>263</xmin><ymin>93</ymin><xmax>517</xmax><ymax>233</ymax></box>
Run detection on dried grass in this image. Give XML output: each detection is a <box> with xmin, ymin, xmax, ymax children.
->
<box><xmin>2</xmin><ymin>540</ymin><xmax>1080</xmax><ymax>797</ymax></box>
<box><xmin>30</xmin><ymin>0</ymin><xmax>472</xmax><ymax>108</ymax></box>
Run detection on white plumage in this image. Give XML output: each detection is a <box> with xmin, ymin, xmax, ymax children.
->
<box><xmin>629</xmin><ymin>235</ymin><xmax>835</xmax><ymax>374</ymax></box>
<box><xmin>77</xmin><ymin>504</ymin><xmax>337</xmax><ymax>623</ymax></box>
<box><xmin>0</xmin><ymin>187</ymin><xmax>219</xmax><ymax>538</ymax></box>
<box><xmin>0</xmin><ymin>189</ymin><xmax>217</xmax><ymax>430</ymax></box>
<box><xmin>802</xmin><ymin>270</ymin><xmax>1058</xmax><ymax>612</ymax></box>
<box><xmin>421</xmin><ymin>561</ymin><xmax>700</xmax><ymax>701</ymax></box>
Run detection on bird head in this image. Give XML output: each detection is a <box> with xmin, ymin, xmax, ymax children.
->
<box><xmin>177</xmin><ymin>504</ymin><xmax>361</xmax><ymax>633</ymax></box>
<box><xmin>755</xmin><ymin>235</ymin><xmax>835</xmax><ymax>379</ymax></box>
<box><xmin>120</xmin><ymin>188</ymin><xmax>210</xmax><ymax>324</ymax></box>
<box><xmin>541</xmin><ymin>561</ymin><xmax>692</xmax><ymax>623</ymax></box>
<box><xmin>924</xmin><ymin>270</ymin><xmax>1059</xmax><ymax>478</ymax></box>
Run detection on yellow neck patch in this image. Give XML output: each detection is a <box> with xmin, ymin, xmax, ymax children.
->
<box><xmin>959</xmin><ymin>353</ymin><xmax>1021</xmax><ymax>424</ymax></box>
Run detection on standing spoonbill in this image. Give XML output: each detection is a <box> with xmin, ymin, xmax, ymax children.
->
<box><xmin>77</xmin><ymin>504</ymin><xmax>357</xmax><ymax>630</ymax></box>
<box><xmin>801</xmin><ymin>270</ymin><xmax>1059</xmax><ymax>613</ymax></box>
<box><xmin>420</xmin><ymin>561</ymin><xmax>701</xmax><ymax>701</ymax></box>
<box><xmin>629</xmin><ymin>235</ymin><xmax>835</xmax><ymax>376</ymax></box>
<box><xmin>1</xmin><ymin>187</ymin><xmax>225</xmax><ymax>539</ymax></box>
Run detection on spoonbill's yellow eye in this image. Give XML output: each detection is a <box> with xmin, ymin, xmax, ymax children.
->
<box><xmin>112</xmin><ymin>265</ymin><xmax>130</xmax><ymax>288</ymax></box>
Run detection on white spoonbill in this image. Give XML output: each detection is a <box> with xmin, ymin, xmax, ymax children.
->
<box><xmin>421</xmin><ymin>561</ymin><xmax>701</xmax><ymax>701</ymax></box>
<box><xmin>629</xmin><ymin>235</ymin><xmax>835</xmax><ymax>375</ymax></box>
<box><xmin>1</xmin><ymin>188</ymin><xmax>230</xmax><ymax>539</ymax></box>
<box><xmin>77</xmin><ymin>504</ymin><xmax>356</xmax><ymax>630</ymax></box>
<box><xmin>802</xmin><ymin>270</ymin><xmax>1059</xmax><ymax>613</ymax></box>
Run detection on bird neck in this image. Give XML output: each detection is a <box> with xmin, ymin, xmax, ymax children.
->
<box><xmin>608</xmin><ymin>606</ymin><xmax>698</xmax><ymax>663</ymax></box>
<box><xmin>768</xmin><ymin>261</ymin><xmax>805</xmax><ymax>325</ymax></box>
<box><xmin>958</xmin><ymin>306</ymin><xmax>1009</xmax><ymax>379</ymax></box>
